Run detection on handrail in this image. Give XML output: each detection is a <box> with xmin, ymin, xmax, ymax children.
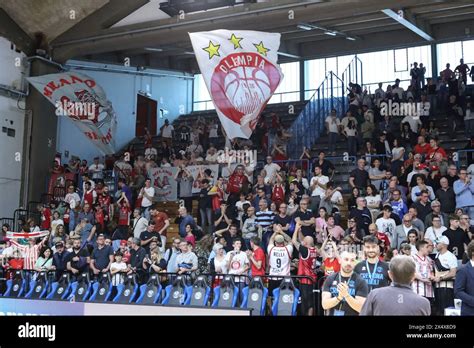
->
<box><xmin>341</xmin><ymin>56</ymin><xmax>363</xmax><ymax>89</ymax></box>
<box><xmin>287</xmin><ymin>71</ymin><xmax>347</xmax><ymax>159</ymax></box>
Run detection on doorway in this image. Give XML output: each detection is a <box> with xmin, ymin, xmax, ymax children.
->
<box><xmin>135</xmin><ymin>94</ymin><xmax>157</xmax><ymax>137</ymax></box>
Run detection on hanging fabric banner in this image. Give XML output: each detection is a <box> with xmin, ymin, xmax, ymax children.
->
<box><xmin>27</xmin><ymin>72</ymin><xmax>117</xmax><ymax>154</ymax></box>
<box><xmin>190</xmin><ymin>29</ymin><xmax>283</xmax><ymax>139</ymax></box>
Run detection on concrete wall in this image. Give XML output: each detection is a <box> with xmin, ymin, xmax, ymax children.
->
<box><xmin>0</xmin><ymin>37</ymin><xmax>25</xmax><ymax>218</ymax></box>
<box><xmin>56</xmin><ymin>60</ymin><xmax>193</xmax><ymax>162</ymax></box>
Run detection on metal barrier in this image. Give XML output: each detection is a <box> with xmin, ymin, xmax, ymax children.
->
<box><xmin>0</xmin><ymin>217</ymin><xmax>14</xmax><ymax>229</ymax></box>
<box><xmin>2</xmin><ymin>268</ymin><xmax>321</xmax><ymax>315</ymax></box>
<box><xmin>454</xmin><ymin>149</ymin><xmax>474</xmax><ymax>169</ymax></box>
<box><xmin>27</xmin><ymin>201</ymin><xmax>42</xmax><ymax>214</ymax></box>
<box><xmin>287</xmin><ymin>71</ymin><xmax>347</xmax><ymax>159</ymax></box>
<box><xmin>13</xmin><ymin>209</ymin><xmax>29</xmax><ymax>231</ymax></box>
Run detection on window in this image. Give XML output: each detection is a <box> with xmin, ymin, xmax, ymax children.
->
<box><xmin>394</xmin><ymin>48</ymin><xmax>408</xmax><ymax>72</ymax></box>
<box><xmin>268</xmin><ymin>61</ymin><xmax>300</xmax><ymax>104</ymax></box>
<box><xmin>437</xmin><ymin>39</ymin><xmax>474</xmax><ymax>76</ymax></box>
<box><xmin>193</xmin><ymin>74</ymin><xmax>213</xmax><ymax>111</ymax></box>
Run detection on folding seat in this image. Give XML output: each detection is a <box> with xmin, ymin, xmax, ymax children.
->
<box><xmin>67</xmin><ymin>272</ymin><xmax>92</xmax><ymax>302</ymax></box>
<box><xmin>46</xmin><ymin>272</ymin><xmax>71</xmax><ymax>300</ymax></box>
<box><xmin>2</xmin><ymin>270</ymin><xmax>26</xmax><ymax>298</ymax></box>
<box><xmin>241</xmin><ymin>276</ymin><xmax>268</xmax><ymax>316</ymax></box>
<box><xmin>184</xmin><ymin>275</ymin><xmax>210</xmax><ymax>307</ymax></box>
<box><xmin>271</xmin><ymin>277</ymin><xmax>300</xmax><ymax>316</ymax></box>
<box><xmin>25</xmin><ymin>271</ymin><xmax>49</xmax><ymax>299</ymax></box>
<box><xmin>162</xmin><ymin>275</ymin><xmax>190</xmax><ymax>306</ymax></box>
<box><xmin>113</xmin><ymin>273</ymin><xmax>139</xmax><ymax>304</ymax></box>
<box><xmin>89</xmin><ymin>273</ymin><xmax>113</xmax><ymax>302</ymax></box>
<box><xmin>136</xmin><ymin>273</ymin><xmax>162</xmax><ymax>305</ymax></box>
<box><xmin>211</xmin><ymin>275</ymin><xmax>239</xmax><ymax>308</ymax></box>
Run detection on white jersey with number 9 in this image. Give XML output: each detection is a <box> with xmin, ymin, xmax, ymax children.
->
<box><xmin>268</xmin><ymin>244</ymin><xmax>293</xmax><ymax>276</ymax></box>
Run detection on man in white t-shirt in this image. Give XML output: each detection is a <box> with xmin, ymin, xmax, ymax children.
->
<box><xmin>161</xmin><ymin>119</ymin><xmax>174</xmax><ymax>147</ymax></box>
<box><xmin>433</xmin><ymin>236</ymin><xmax>458</xmax><ymax>315</ymax></box>
<box><xmin>64</xmin><ymin>185</ymin><xmax>81</xmax><ymax>209</ymax></box>
<box><xmin>267</xmin><ymin>226</ymin><xmax>293</xmax><ymax>295</ymax></box>
<box><xmin>309</xmin><ymin>165</ymin><xmax>329</xmax><ymax>213</ymax></box>
<box><xmin>138</xmin><ymin>178</ymin><xmax>155</xmax><ymax>219</ymax></box>
<box><xmin>392</xmin><ymin>79</ymin><xmax>404</xmax><ymax>100</ymax></box>
<box><xmin>131</xmin><ymin>209</ymin><xmax>149</xmax><ymax>240</ymax></box>
<box><xmin>225</xmin><ymin>238</ymin><xmax>249</xmax><ymax>303</ymax></box>
<box><xmin>88</xmin><ymin>157</ymin><xmax>105</xmax><ymax>181</ymax></box>
<box><xmin>325</xmin><ymin>109</ymin><xmax>341</xmax><ymax>156</ymax></box>
<box><xmin>375</xmin><ymin>205</ymin><xmax>397</xmax><ymax>244</ymax></box>
<box><xmin>264</xmin><ymin>156</ymin><xmax>281</xmax><ymax>184</ymax></box>
<box><xmin>424</xmin><ymin>215</ymin><xmax>447</xmax><ymax>250</ymax></box>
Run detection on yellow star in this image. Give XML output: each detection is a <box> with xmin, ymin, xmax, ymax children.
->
<box><xmin>202</xmin><ymin>41</ymin><xmax>220</xmax><ymax>59</ymax></box>
<box><xmin>253</xmin><ymin>41</ymin><xmax>269</xmax><ymax>56</ymax></box>
<box><xmin>229</xmin><ymin>33</ymin><xmax>243</xmax><ymax>49</ymax></box>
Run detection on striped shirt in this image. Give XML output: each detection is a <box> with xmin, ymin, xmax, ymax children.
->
<box><xmin>255</xmin><ymin>210</ymin><xmax>275</xmax><ymax>232</ymax></box>
<box><xmin>412</xmin><ymin>254</ymin><xmax>434</xmax><ymax>298</ymax></box>
<box><xmin>10</xmin><ymin>240</ymin><xmax>45</xmax><ymax>271</ymax></box>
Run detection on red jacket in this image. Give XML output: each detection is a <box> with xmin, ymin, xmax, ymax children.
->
<box><xmin>227</xmin><ymin>173</ymin><xmax>248</xmax><ymax>194</ymax></box>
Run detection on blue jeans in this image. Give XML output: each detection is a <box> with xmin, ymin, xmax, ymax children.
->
<box><xmin>142</xmin><ymin>206</ymin><xmax>151</xmax><ymax>220</ymax></box>
<box><xmin>465</xmin><ymin>119</ymin><xmax>474</xmax><ymax>138</ymax></box>
<box><xmin>347</xmin><ymin>136</ymin><xmax>357</xmax><ymax>156</ymax></box>
<box><xmin>199</xmin><ymin>208</ymin><xmax>213</xmax><ymax>234</ymax></box>
<box><xmin>328</xmin><ymin>132</ymin><xmax>338</xmax><ymax>154</ymax></box>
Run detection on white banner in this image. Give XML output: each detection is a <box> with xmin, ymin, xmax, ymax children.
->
<box><xmin>6</xmin><ymin>231</ymin><xmax>50</xmax><ymax>239</ymax></box>
<box><xmin>148</xmin><ymin>167</ymin><xmax>178</xmax><ymax>201</ymax></box>
<box><xmin>27</xmin><ymin>72</ymin><xmax>117</xmax><ymax>154</ymax></box>
<box><xmin>187</xmin><ymin>164</ymin><xmax>220</xmax><ymax>194</ymax></box>
<box><xmin>189</xmin><ymin>30</ymin><xmax>283</xmax><ymax>139</ymax></box>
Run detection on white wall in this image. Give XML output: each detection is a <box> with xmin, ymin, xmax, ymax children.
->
<box><xmin>0</xmin><ymin>37</ymin><xmax>26</xmax><ymax>219</ymax></box>
<box><xmin>56</xmin><ymin>60</ymin><xmax>193</xmax><ymax>162</ymax></box>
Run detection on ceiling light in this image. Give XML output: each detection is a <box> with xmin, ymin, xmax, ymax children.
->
<box><xmin>144</xmin><ymin>47</ymin><xmax>163</xmax><ymax>52</ymax></box>
<box><xmin>346</xmin><ymin>36</ymin><xmax>356</xmax><ymax>41</ymax></box>
<box><xmin>297</xmin><ymin>23</ymin><xmax>314</xmax><ymax>31</ymax></box>
<box><xmin>324</xmin><ymin>31</ymin><xmax>337</xmax><ymax>36</ymax></box>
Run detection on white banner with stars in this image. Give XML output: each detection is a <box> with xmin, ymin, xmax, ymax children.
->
<box><xmin>189</xmin><ymin>30</ymin><xmax>283</xmax><ymax>139</ymax></box>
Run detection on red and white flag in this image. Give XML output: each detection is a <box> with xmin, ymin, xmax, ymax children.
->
<box><xmin>27</xmin><ymin>72</ymin><xmax>117</xmax><ymax>154</ymax></box>
<box><xmin>6</xmin><ymin>231</ymin><xmax>50</xmax><ymax>239</ymax></box>
<box><xmin>189</xmin><ymin>30</ymin><xmax>283</xmax><ymax>139</ymax></box>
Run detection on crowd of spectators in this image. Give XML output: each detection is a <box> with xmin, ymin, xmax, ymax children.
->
<box><xmin>0</xmin><ymin>59</ymin><xmax>473</xmax><ymax>316</ymax></box>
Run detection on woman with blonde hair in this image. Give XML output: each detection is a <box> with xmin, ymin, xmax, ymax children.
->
<box><xmin>143</xmin><ymin>249</ymin><xmax>167</xmax><ymax>275</ymax></box>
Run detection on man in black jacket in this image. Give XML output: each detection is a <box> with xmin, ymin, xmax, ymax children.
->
<box><xmin>128</xmin><ymin>237</ymin><xmax>147</xmax><ymax>284</ymax></box>
<box><xmin>349</xmin><ymin>197</ymin><xmax>372</xmax><ymax>238</ymax></box>
<box><xmin>51</xmin><ymin>241</ymin><xmax>71</xmax><ymax>281</ymax></box>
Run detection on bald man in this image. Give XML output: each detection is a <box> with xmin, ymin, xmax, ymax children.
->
<box><xmin>293</xmin><ymin>222</ymin><xmax>319</xmax><ymax>316</ymax></box>
<box><xmin>360</xmin><ymin>255</ymin><xmax>431</xmax><ymax>315</ymax></box>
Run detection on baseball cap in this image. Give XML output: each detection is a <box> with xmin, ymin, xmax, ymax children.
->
<box><xmin>275</xmin><ymin>235</ymin><xmax>285</xmax><ymax>243</ymax></box>
<box><xmin>55</xmin><ymin>241</ymin><xmax>64</xmax><ymax>247</ymax></box>
<box><xmin>120</xmin><ymin>240</ymin><xmax>127</xmax><ymax>246</ymax></box>
<box><xmin>438</xmin><ymin>236</ymin><xmax>450</xmax><ymax>246</ymax></box>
